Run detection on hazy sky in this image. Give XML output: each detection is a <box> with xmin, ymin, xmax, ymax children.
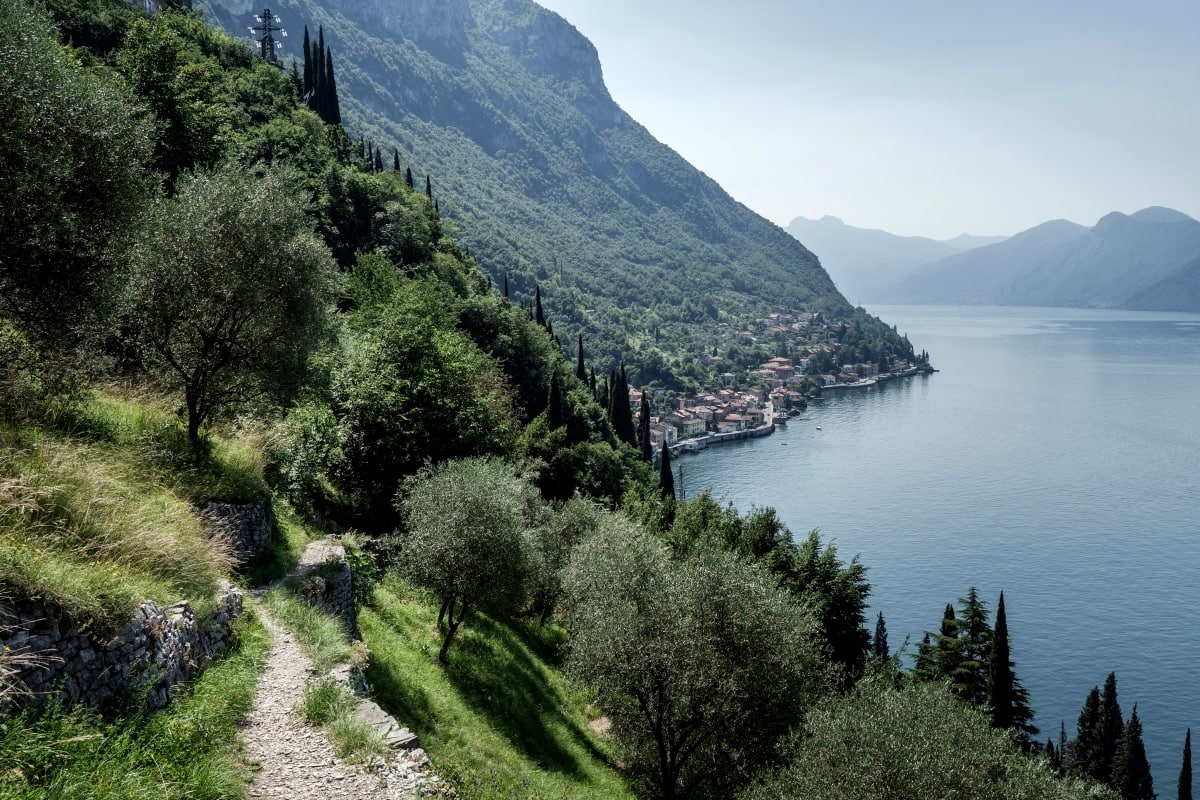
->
<box><xmin>533</xmin><ymin>1</ymin><xmax>1200</xmax><ymax>239</ymax></box>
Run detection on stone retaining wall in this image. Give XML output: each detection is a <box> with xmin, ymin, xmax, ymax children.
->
<box><xmin>201</xmin><ymin>500</ymin><xmax>273</xmax><ymax>562</ymax></box>
<box><xmin>0</xmin><ymin>584</ymin><xmax>244</xmax><ymax>715</ymax></box>
<box><xmin>289</xmin><ymin>538</ymin><xmax>357</xmax><ymax>638</ymax></box>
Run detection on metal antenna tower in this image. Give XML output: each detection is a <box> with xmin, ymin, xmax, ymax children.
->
<box><xmin>249</xmin><ymin>8</ymin><xmax>287</xmax><ymax>66</ymax></box>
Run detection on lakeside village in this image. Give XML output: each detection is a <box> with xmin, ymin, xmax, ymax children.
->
<box><xmin>634</xmin><ymin>309</ymin><xmax>934</xmax><ymax>460</ymax></box>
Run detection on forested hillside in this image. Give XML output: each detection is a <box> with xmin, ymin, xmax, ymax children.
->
<box><xmin>0</xmin><ymin>1</ymin><xmax>1162</xmax><ymax>798</ymax></box>
<box><xmin>194</xmin><ymin>0</ymin><xmax>912</xmax><ymax>383</ymax></box>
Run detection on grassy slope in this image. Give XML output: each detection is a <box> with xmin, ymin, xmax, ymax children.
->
<box><xmin>362</xmin><ymin>576</ymin><xmax>633</xmax><ymax>800</ymax></box>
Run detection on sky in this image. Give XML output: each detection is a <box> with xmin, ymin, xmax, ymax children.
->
<box><xmin>533</xmin><ymin>1</ymin><xmax>1200</xmax><ymax>240</ymax></box>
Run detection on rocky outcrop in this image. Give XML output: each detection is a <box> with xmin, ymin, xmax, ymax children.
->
<box><xmin>1</xmin><ymin>584</ymin><xmax>244</xmax><ymax>715</ymax></box>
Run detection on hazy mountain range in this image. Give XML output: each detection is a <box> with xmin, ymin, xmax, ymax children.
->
<box><xmin>784</xmin><ymin>216</ymin><xmax>1006</xmax><ymax>305</ymax></box>
<box><xmin>197</xmin><ymin>0</ymin><xmax>861</xmax><ymax>367</ymax></box>
<box><xmin>885</xmin><ymin>207</ymin><xmax>1200</xmax><ymax>310</ymax></box>
<box><xmin>791</xmin><ymin>208</ymin><xmax>1200</xmax><ymax>312</ymax></box>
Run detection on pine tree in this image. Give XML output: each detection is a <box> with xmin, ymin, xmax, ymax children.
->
<box><xmin>575</xmin><ymin>334</ymin><xmax>587</xmax><ymax>382</ymax></box>
<box><xmin>638</xmin><ymin>393</ymin><xmax>653</xmax><ymax>463</ymax></box>
<box><xmin>913</xmin><ymin>632</ymin><xmax>936</xmax><ymax>681</ymax></box>
<box><xmin>1070</xmin><ymin>686</ymin><xmax>1104</xmax><ymax>781</ymax></box>
<box><xmin>405</xmin><ymin>167</ymin><xmax>414</xmax><ymax>189</ymax></box>
<box><xmin>987</xmin><ymin>592</ymin><xmax>1037</xmax><ymax>742</ymax></box>
<box><xmin>535</xmin><ymin>286</ymin><xmax>545</xmax><ymax>326</ymax></box>
<box><xmin>547</xmin><ymin>371</ymin><xmax>563</xmax><ymax>429</ymax></box>
<box><xmin>1112</xmin><ymin>705</ymin><xmax>1155</xmax><ymax>800</ymax></box>
<box><xmin>952</xmin><ymin>588</ymin><xmax>992</xmax><ymax>706</ymax></box>
<box><xmin>1101</xmin><ymin>672</ymin><xmax>1125</xmax><ymax>783</ymax></box>
<box><xmin>871</xmin><ymin>611</ymin><xmax>889</xmax><ymax>663</ymax></box>
<box><xmin>1180</xmin><ymin>728</ymin><xmax>1192</xmax><ymax>800</ymax></box>
<box><xmin>658</xmin><ymin>443</ymin><xmax>675</xmax><ymax>500</ymax></box>
<box><xmin>932</xmin><ymin>603</ymin><xmax>961</xmax><ymax>682</ymax></box>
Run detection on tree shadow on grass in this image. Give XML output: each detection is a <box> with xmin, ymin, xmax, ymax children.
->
<box><xmin>442</xmin><ymin>612</ymin><xmax>615</xmax><ymax>780</ymax></box>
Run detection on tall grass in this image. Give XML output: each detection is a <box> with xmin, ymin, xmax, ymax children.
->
<box><xmin>360</xmin><ymin>576</ymin><xmax>632</xmax><ymax>800</ymax></box>
<box><xmin>0</xmin><ymin>611</ymin><xmax>271</xmax><ymax>800</ymax></box>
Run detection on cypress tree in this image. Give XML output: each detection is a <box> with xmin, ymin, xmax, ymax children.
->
<box><xmin>547</xmin><ymin>319</ymin><xmax>554</xmax><ymax>338</ymax></box>
<box><xmin>1180</xmin><ymin>728</ymin><xmax>1193</xmax><ymax>800</ymax></box>
<box><xmin>987</xmin><ymin>592</ymin><xmax>1037</xmax><ymax>742</ymax></box>
<box><xmin>434</xmin><ymin>198</ymin><xmax>440</xmax><ymax>216</ymax></box>
<box><xmin>658</xmin><ymin>443</ymin><xmax>675</xmax><ymax>500</ymax></box>
<box><xmin>425</xmin><ymin>174</ymin><xmax>433</xmax><ymax>199</ymax></box>
<box><xmin>314</xmin><ymin>27</ymin><xmax>327</xmax><ymax>119</ymax></box>
<box><xmin>575</xmin><ymin>334</ymin><xmax>586</xmax><ymax>382</ymax></box>
<box><xmin>373</xmin><ymin>147</ymin><xmax>383</xmax><ymax>172</ymax></box>
<box><xmin>932</xmin><ymin>603</ymin><xmax>961</xmax><ymax>683</ymax></box>
<box><xmin>393</xmin><ymin>148</ymin><xmax>401</xmax><ymax>172</ymax></box>
<box><xmin>589</xmin><ymin>367</ymin><xmax>597</xmax><ymax>396</ymax></box>
<box><xmin>535</xmin><ymin>286</ymin><xmax>545</xmax><ymax>326</ymax></box>
<box><xmin>289</xmin><ymin>59</ymin><xmax>301</xmax><ymax>98</ymax></box>
<box><xmin>638</xmin><ymin>392</ymin><xmax>653</xmax><ymax>463</ymax></box>
<box><xmin>1112</xmin><ymin>705</ymin><xmax>1155</xmax><ymax>800</ymax></box>
<box><xmin>547</xmin><ymin>371</ymin><xmax>563</xmax><ymax>429</ymax></box>
<box><xmin>502</xmin><ymin>273</ymin><xmax>509</xmax><ymax>299</ymax></box>
<box><xmin>1101</xmin><ymin>672</ymin><xmax>1125</xmax><ymax>783</ymax></box>
<box><xmin>405</xmin><ymin>166</ymin><xmax>414</xmax><ymax>189</ymax></box>
<box><xmin>609</xmin><ymin>363</ymin><xmax>637</xmax><ymax>447</ymax></box>
<box><xmin>302</xmin><ymin>26</ymin><xmax>312</xmax><ymax>96</ymax></box>
<box><xmin>324</xmin><ymin>46</ymin><xmax>341</xmax><ymax>124</ymax></box>
<box><xmin>1070</xmin><ymin>686</ymin><xmax>1105</xmax><ymax>781</ymax></box>
<box><xmin>871</xmin><ymin>611</ymin><xmax>889</xmax><ymax>663</ymax></box>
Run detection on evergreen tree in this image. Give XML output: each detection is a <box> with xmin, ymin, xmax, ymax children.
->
<box><xmin>913</xmin><ymin>632</ymin><xmax>936</xmax><ymax>681</ymax></box>
<box><xmin>324</xmin><ymin>46</ymin><xmax>340</xmax><ymax>124</ymax></box>
<box><xmin>609</xmin><ymin>363</ymin><xmax>637</xmax><ymax>447</ymax></box>
<box><xmin>289</xmin><ymin>59</ymin><xmax>301</xmax><ymax>98</ymax></box>
<box><xmin>302</xmin><ymin>26</ymin><xmax>312</xmax><ymax>96</ymax></box>
<box><xmin>1180</xmin><ymin>728</ymin><xmax>1193</xmax><ymax>800</ymax></box>
<box><xmin>952</xmin><ymin>588</ymin><xmax>992</xmax><ymax>706</ymax></box>
<box><xmin>393</xmin><ymin>148</ymin><xmax>401</xmax><ymax>172</ymax></box>
<box><xmin>405</xmin><ymin>166</ymin><xmax>414</xmax><ymax>189</ymax></box>
<box><xmin>933</xmin><ymin>603</ymin><xmax>962</xmax><ymax>682</ymax></box>
<box><xmin>425</xmin><ymin>174</ymin><xmax>433</xmax><ymax>199</ymax></box>
<box><xmin>658</xmin><ymin>442</ymin><xmax>675</xmax><ymax>500</ymax></box>
<box><xmin>1070</xmin><ymin>686</ymin><xmax>1105</xmax><ymax>781</ymax></box>
<box><xmin>871</xmin><ymin>611</ymin><xmax>889</xmax><ymax>663</ymax></box>
<box><xmin>535</xmin><ymin>286</ymin><xmax>545</xmax><ymax>326</ymax></box>
<box><xmin>502</xmin><ymin>273</ymin><xmax>509</xmax><ymax>299</ymax></box>
<box><xmin>638</xmin><ymin>392</ymin><xmax>653</xmax><ymax>463</ymax></box>
<box><xmin>373</xmin><ymin>147</ymin><xmax>383</xmax><ymax>172</ymax></box>
<box><xmin>987</xmin><ymin>592</ymin><xmax>1037</xmax><ymax>742</ymax></box>
<box><xmin>1101</xmin><ymin>672</ymin><xmax>1125</xmax><ymax>783</ymax></box>
<box><xmin>314</xmin><ymin>27</ymin><xmax>327</xmax><ymax>120</ymax></box>
<box><xmin>575</xmin><ymin>334</ymin><xmax>587</xmax><ymax>382</ymax></box>
<box><xmin>547</xmin><ymin>371</ymin><xmax>563</xmax><ymax>429</ymax></box>
<box><xmin>1112</xmin><ymin>705</ymin><xmax>1155</xmax><ymax>800</ymax></box>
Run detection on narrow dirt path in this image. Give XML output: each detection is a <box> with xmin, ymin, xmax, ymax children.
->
<box><xmin>241</xmin><ymin>601</ymin><xmax>440</xmax><ymax>799</ymax></box>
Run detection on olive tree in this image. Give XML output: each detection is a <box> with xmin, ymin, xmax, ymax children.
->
<box><xmin>396</xmin><ymin>457</ymin><xmax>537</xmax><ymax>662</ymax></box>
<box><xmin>564</xmin><ymin>518</ymin><xmax>826</xmax><ymax>800</ymax></box>
<box><xmin>0</xmin><ymin>0</ymin><xmax>153</xmax><ymax>346</ymax></box>
<box><xmin>741</xmin><ymin>679</ymin><xmax>1119</xmax><ymax>800</ymax></box>
<box><xmin>123</xmin><ymin>164</ymin><xmax>336</xmax><ymax>455</ymax></box>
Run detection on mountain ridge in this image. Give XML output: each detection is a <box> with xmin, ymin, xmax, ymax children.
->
<box><xmin>886</xmin><ymin>207</ymin><xmax>1200</xmax><ymax>310</ymax></box>
<box><xmin>198</xmin><ymin>0</ymin><xmax>874</xmax><ymax>378</ymax></box>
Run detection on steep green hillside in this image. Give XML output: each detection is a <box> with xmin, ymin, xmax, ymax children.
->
<box><xmin>196</xmin><ymin>0</ymin><xmax>885</xmax><ymax>375</ymax></box>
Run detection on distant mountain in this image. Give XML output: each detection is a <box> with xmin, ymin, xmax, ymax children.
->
<box><xmin>197</xmin><ymin>0</ymin><xmax>867</xmax><ymax>371</ymax></box>
<box><xmin>886</xmin><ymin>207</ymin><xmax>1200</xmax><ymax>310</ymax></box>
<box><xmin>784</xmin><ymin>216</ymin><xmax>1005</xmax><ymax>305</ymax></box>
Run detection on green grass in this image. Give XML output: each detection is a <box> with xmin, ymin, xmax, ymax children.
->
<box><xmin>360</xmin><ymin>576</ymin><xmax>633</xmax><ymax>800</ymax></box>
<box><xmin>237</xmin><ymin>500</ymin><xmax>318</xmax><ymax>587</ymax></box>
<box><xmin>262</xmin><ymin>585</ymin><xmax>354</xmax><ymax>674</ymax></box>
<box><xmin>0</xmin><ymin>387</ymin><xmax>274</xmax><ymax>631</ymax></box>
<box><xmin>0</xmin><ymin>610</ymin><xmax>271</xmax><ymax>800</ymax></box>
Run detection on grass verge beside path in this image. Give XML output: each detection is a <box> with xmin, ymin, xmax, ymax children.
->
<box><xmin>361</xmin><ymin>576</ymin><xmax>633</xmax><ymax>800</ymax></box>
<box><xmin>0</xmin><ymin>610</ymin><xmax>270</xmax><ymax>800</ymax></box>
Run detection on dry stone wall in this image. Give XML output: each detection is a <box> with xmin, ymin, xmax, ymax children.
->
<box><xmin>201</xmin><ymin>500</ymin><xmax>273</xmax><ymax>562</ymax></box>
<box><xmin>1</xmin><ymin>584</ymin><xmax>244</xmax><ymax>715</ymax></box>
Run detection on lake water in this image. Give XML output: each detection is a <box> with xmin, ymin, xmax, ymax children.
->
<box><xmin>676</xmin><ymin>305</ymin><xmax>1200</xmax><ymax>784</ymax></box>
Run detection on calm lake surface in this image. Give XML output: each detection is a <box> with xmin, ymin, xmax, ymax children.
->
<box><xmin>677</xmin><ymin>305</ymin><xmax>1200</xmax><ymax>781</ymax></box>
